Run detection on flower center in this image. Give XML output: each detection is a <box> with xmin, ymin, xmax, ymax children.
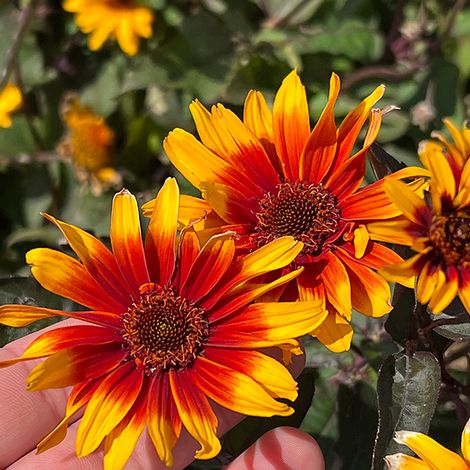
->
<box><xmin>430</xmin><ymin>209</ymin><xmax>470</xmax><ymax>268</ymax></box>
<box><xmin>253</xmin><ymin>181</ymin><xmax>342</xmax><ymax>256</ymax></box>
<box><xmin>122</xmin><ymin>288</ymin><xmax>209</xmax><ymax>374</ymax></box>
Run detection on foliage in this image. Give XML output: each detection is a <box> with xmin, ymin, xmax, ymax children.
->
<box><xmin>2</xmin><ymin>0</ymin><xmax>470</xmax><ymax>469</ymax></box>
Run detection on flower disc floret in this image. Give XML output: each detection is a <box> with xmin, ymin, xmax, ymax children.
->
<box><xmin>253</xmin><ymin>181</ymin><xmax>342</xmax><ymax>256</ymax></box>
<box><xmin>123</xmin><ymin>287</ymin><xmax>209</xmax><ymax>373</ymax></box>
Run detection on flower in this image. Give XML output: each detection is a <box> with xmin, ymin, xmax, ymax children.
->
<box><xmin>379</xmin><ymin>125</ymin><xmax>470</xmax><ymax>314</ymax></box>
<box><xmin>58</xmin><ymin>93</ymin><xmax>121</xmax><ymax>193</ymax></box>
<box><xmin>0</xmin><ymin>83</ymin><xmax>22</xmax><ymax>128</ymax></box>
<box><xmin>62</xmin><ymin>0</ymin><xmax>154</xmax><ymax>56</ymax></box>
<box><xmin>385</xmin><ymin>419</ymin><xmax>470</xmax><ymax>469</ymax></box>
<box><xmin>0</xmin><ymin>178</ymin><xmax>327</xmax><ymax>469</ymax></box>
<box><xmin>143</xmin><ymin>70</ymin><xmax>426</xmax><ymax>352</ymax></box>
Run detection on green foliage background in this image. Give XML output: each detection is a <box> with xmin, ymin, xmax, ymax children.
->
<box><xmin>2</xmin><ymin>1</ymin><xmax>470</xmax><ymax>468</ymax></box>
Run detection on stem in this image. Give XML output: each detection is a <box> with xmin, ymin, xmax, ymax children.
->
<box><xmin>0</xmin><ymin>1</ymin><xmax>37</xmax><ymax>90</ymax></box>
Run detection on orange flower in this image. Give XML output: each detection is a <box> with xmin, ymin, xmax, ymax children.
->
<box><xmin>380</xmin><ymin>124</ymin><xmax>470</xmax><ymax>314</ymax></box>
<box><xmin>0</xmin><ymin>178</ymin><xmax>327</xmax><ymax>469</ymax></box>
<box><xmin>62</xmin><ymin>0</ymin><xmax>154</xmax><ymax>56</ymax></box>
<box><xmin>143</xmin><ymin>71</ymin><xmax>426</xmax><ymax>352</ymax></box>
<box><xmin>58</xmin><ymin>93</ymin><xmax>121</xmax><ymax>193</ymax></box>
<box><xmin>385</xmin><ymin>418</ymin><xmax>470</xmax><ymax>469</ymax></box>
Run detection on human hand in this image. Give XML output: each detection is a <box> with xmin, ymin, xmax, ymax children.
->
<box><xmin>0</xmin><ymin>320</ymin><xmax>325</xmax><ymax>470</ymax></box>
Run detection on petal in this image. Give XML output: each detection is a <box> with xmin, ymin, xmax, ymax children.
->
<box><xmin>321</xmin><ymin>252</ymin><xmax>352</xmax><ymax>320</ymax></box>
<box><xmin>350</xmin><ymin>242</ymin><xmax>407</xmax><ymax>270</ymax></box>
<box><xmin>164</xmin><ymin>128</ymin><xmax>230</xmax><ymax>190</ymax></box>
<box><xmin>0</xmin><ymin>324</ymin><xmax>119</xmax><ymax>367</ymax></box>
<box><xmin>181</xmin><ymin>232</ymin><xmax>236</xmax><ymax>302</ymax></box>
<box><xmin>145</xmin><ymin>178</ymin><xmax>179</xmax><ymax>285</ymax></box>
<box><xmin>335</xmin><ymin>84</ymin><xmax>385</xmax><ymax>170</ymax></box>
<box><xmin>367</xmin><ymin>217</ymin><xmax>422</xmax><ymax>246</ymax></box>
<box><xmin>210</xmin><ymin>301</ymin><xmax>327</xmax><ymax>349</ymax></box>
<box><xmin>272</xmin><ymin>70</ymin><xmax>310</xmax><ymax>179</ymax></box>
<box><xmin>209</xmin><ymin>267</ymin><xmax>303</xmax><ymax>323</ymax></box>
<box><xmin>147</xmin><ymin>372</ymin><xmax>182</xmax><ymax>467</ymax></box>
<box><xmin>383</xmin><ymin>178</ymin><xmax>429</xmax><ymax>226</ymax></box>
<box><xmin>26</xmin><ymin>248</ymin><xmax>126</xmax><ymax>313</ymax></box>
<box><xmin>175</xmin><ymin>225</ymin><xmax>201</xmax><ymax>289</ymax></box>
<box><xmin>0</xmin><ymin>304</ymin><xmax>121</xmax><ymax>329</ymax></box>
<box><xmin>169</xmin><ymin>369</ymin><xmax>220</xmax><ymax>459</ymax></box>
<box><xmin>353</xmin><ymin>224</ymin><xmax>370</xmax><ymax>258</ymax></box>
<box><xmin>76</xmin><ymin>363</ymin><xmax>144</xmax><ymax>457</ymax></box>
<box><xmin>190</xmin><ymin>101</ymin><xmax>280</xmax><ymax>191</ymax></box>
<box><xmin>384</xmin><ymin>453</ymin><xmax>431</xmax><ymax>470</ymax></box>
<box><xmin>202</xmin><ymin>237</ymin><xmax>303</xmax><ymax>310</ymax></box>
<box><xmin>416</xmin><ymin>261</ymin><xmax>438</xmax><ymax>305</ymax></box>
<box><xmin>312</xmin><ymin>309</ymin><xmax>353</xmax><ymax>352</ymax></box>
<box><xmin>394</xmin><ymin>430</ymin><xmax>468</xmax><ymax>470</ymax></box>
<box><xmin>459</xmin><ymin>270</ymin><xmax>470</xmax><ymax>314</ymax></box>
<box><xmin>297</xmin><ymin>267</ymin><xmax>325</xmax><ymax>306</ymax></box>
<box><xmin>26</xmin><ymin>343</ymin><xmax>126</xmax><ymax>391</ymax></box>
<box><xmin>116</xmin><ymin>18</ymin><xmax>139</xmax><ymax>56</ymax></box>
<box><xmin>37</xmin><ymin>379</ymin><xmax>100</xmax><ymax>453</ymax></box>
<box><xmin>300</xmin><ymin>73</ymin><xmax>340</xmax><ymax>182</ymax></box>
<box><xmin>111</xmin><ymin>189</ymin><xmax>150</xmax><ymax>295</ymax></box>
<box><xmin>42</xmin><ymin>213</ymin><xmax>132</xmax><ymax>304</ymax></box>
<box><xmin>380</xmin><ymin>250</ymin><xmax>428</xmax><ymax>287</ymax></box>
<box><xmin>191</xmin><ymin>356</ymin><xmax>293</xmax><ymax>417</ymax></box>
<box><xmin>203</xmin><ymin>346</ymin><xmax>298</xmax><ymax>402</ymax></box>
<box><xmin>336</xmin><ymin>249</ymin><xmax>392</xmax><ymax>317</ymax></box>
<box><xmin>428</xmin><ymin>266</ymin><xmax>459</xmax><ymax>314</ymax></box>
<box><xmin>103</xmin><ymin>382</ymin><xmax>149</xmax><ymax>470</ymax></box>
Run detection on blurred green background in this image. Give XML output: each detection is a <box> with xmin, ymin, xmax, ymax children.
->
<box><xmin>1</xmin><ymin>1</ymin><xmax>470</xmax><ymax>468</ymax></box>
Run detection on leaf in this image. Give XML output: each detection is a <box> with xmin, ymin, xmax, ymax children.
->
<box><xmin>368</xmin><ymin>143</ymin><xmax>406</xmax><ymax>180</ymax></box>
<box><xmin>434</xmin><ymin>313</ymin><xmax>470</xmax><ymax>341</ymax></box>
<box><xmin>372</xmin><ymin>352</ymin><xmax>441</xmax><ymax>470</ymax></box>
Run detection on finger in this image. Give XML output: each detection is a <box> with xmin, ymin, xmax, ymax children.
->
<box><xmin>224</xmin><ymin>426</ymin><xmax>325</xmax><ymax>470</ymax></box>
<box><xmin>0</xmin><ymin>319</ymin><xmax>84</xmax><ymax>467</ymax></box>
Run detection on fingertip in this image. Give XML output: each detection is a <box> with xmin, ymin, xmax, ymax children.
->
<box><xmin>225</xmin><ymin>426</ymin><xmax>324</xmax><ymax>470</ymax></box>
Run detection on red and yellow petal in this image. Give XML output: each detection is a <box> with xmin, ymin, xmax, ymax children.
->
<box><xmin>76</xmin><ymin>362</ymin><xmax>144</xmax><ymax>457</ymax></box>
<box><xmin>210</xmin><ymin>301</ymin><xmax>327</xmax><ymax>349</ymax></box>
<box><xmin>394</xmin><ymin>430</ymin><xmax>468</xmax><ymax>469</ymax></box>
<box><xmin>181</xmin><ymin>232</ymin><xmax>236</xmax><ymax>302</ymax></box>
<box><xmin>145</xmin><ymin>177</ymin><xmax>179</xmax><ymax>285</ymax></box>
<box><xmin>26</xmin><ymin>248</ymin><xmax>126</xmax><ymax>313</ymax></box>
<box><xmin>43</xmin><ymin>213</ymin><xmax>132</xmax><ymax>304</ymax></box>
<box><xmin>335</xmin><ymin>84</ymin><xmax>385</xmax><ymax>171</ymax></box>
<box><xmin>299</xmin><ymin>73</ymin><xmax>340</xmax><ymax>183</ymax></box>
<box><xmin>26</xmin><ymin>343</ymin><xmax>126</xmax><ymax>391</ymax></box>
<box><xmin>203</xmin><ymin>346</ymin><xmax>298</xmax><ymax>402</ymax></box>
<box><xmin>0</xmin><ymin>324</ymin><xmax>119</xmax><ymax>367</ymax></box>
<box><xmin>312</xmin><ymin>308</ymin><xmax>354</xmax><ymax>353</ymax></box>
<box><xmin>459</xmin><ymin>271</ymin><xmax>470</xmax><ymax>314</ymax></box>
<box><xmin>380</xmin><ymin>250</ymin><xmax>428</xmax><ymax>288</ymax></box>
<box><xmin>169</xmin><ymin>369</ymin><xmax>220</xmax><ymax>460</ymax></box>
<box><xmin>0</xmin><ymin>304</ymin><xmax>121</xmax><ymax>329</ymax></box>
<box><xmin>191</xmin><ymin>356</ymin><xmax>293</xmax><ymax>417</ymax></box>
<box><xmin>336</xmin><ymin>250</ymin><xmax>392</xmax><ymax>317</ymax></box>
<box><xmin>428</xmin><ymin>266</ymin><xmax>459</xmax><ymax>314</ymax></box>
<box><xmin>272</xmin><ymin>70</ymin><xmax>310</xmax><ymax>180</ymax></box>
<box><xmin>321</xmin><ymin>252</ymin><xmax>352</xmax><ymax>320</ymax></box>
<box><xmin>111</xmin><ymin>190</ymin><xmax>150</xmax><ymax>295</ymax></box>
<box><xmin>147</xmin><ymin>372</ymin><xmax>182</xmax><ymax>467</ymax></box>
<box><xmin>461</xmin><ymin>417</ymin><xmax>470</xmax><ymax>464</ymax></box>
<box><xmin>103</xmin><ymin>382</ymin><xmax>149</xmax><ymax>470</ymax></box>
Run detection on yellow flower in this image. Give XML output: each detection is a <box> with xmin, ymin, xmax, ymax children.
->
<box><xmin>143</xmin><ymin>70</ymin><xmax>428</xmax><ymax>352</ymax></box>
<box><xmin>0</xmin><ymin>83</ymin><xmax>22</xmax><ymax>128</ymax></box>
<box><xmin>58</xmin><ymin>93</ymin><xmax>121</xmax><ymax>192</ymax></box>
<box><xmin>62</xmin><ymin>0</ymin><xmax>154</xmax><ymax>56</ymax></box>
<box><xmin>0</xmin><ymin>178</ymin><xmax>327</xmax><ymax>469</ymax></box>
<box><xmin>379</xmin><ymin>122</ymin><xmax>470</xmax><ymax>314</ymax></box>
<box><xmin>385</xmin><ymin>419</ymin><xmax>470</xmax><ymax>469</ymax></box>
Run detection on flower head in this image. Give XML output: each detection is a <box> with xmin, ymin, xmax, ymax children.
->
<box><xmin>0</xmin><ymin>178</ymin><xmax>326</xmax><ymax>469</ymax></box>
<box><xmin>380</xmin><ymin>124</ymin><xmax>470</xmax><ymax>314</ymax></box>
<box><xmin>58</xmin><ymin>93</ymin><xmax>121</xmax><ymax>192</ymax></box>
<box><xmin>0</xmin><ymin>83</ymin><xmax>22</xmax><ymax>128</ymax></box>
<box><xmin>144</xmin><ymin>70</ymin><xmax>426</xmax><ymax>352</ymax></box>
<box><xmin>385</xmin><ymin>419</ymin><xmax>470</xmax><ymax>469</ymax></box>
<box><xmin>62</xmin><ymin>0</ymin><xmax>154</xmax><ymax>56</ymax></box>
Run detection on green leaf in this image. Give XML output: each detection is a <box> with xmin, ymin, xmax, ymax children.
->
<box><xmin>385</xmin><ymin>283</ymin><xmax>416</xmax><ymax>347</ymax></box>
<box><xmin>372</xmin><ymin>352</ymin><xmax>441</xmax><ymax>469</ymax></box>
